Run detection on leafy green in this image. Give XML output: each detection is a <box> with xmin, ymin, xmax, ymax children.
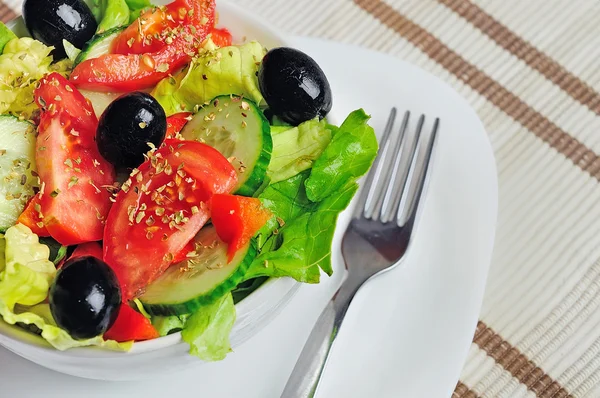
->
<box><xmin>152</xmin><ymin>314</ymin><xmax>188</xmax><ymax>336</ymax></box>
<box><xmin>305</xmin><ymin>109</ymin><xmax>378</xmax><ymax>202</ymax></box>
<box><xmin>243</xmin><ymin>110</ymin><xmax>377</xmax><ymax>282</ymax></box>
<box><xmin>90</xmin><ymin>0</ymin><xmax>148</xmax><ymax>28</ymax></box>
<box><xmin>268</xmin><ymin>118</ymin><xmax>333</xmax><ymax>184</ymax></box>
<box><xmin>0</xmin><ymin>22</ymin><xmax>16</xmax><ymax>53</ymax></box>
<box><xmin>153</xmin><ymin>42</ymin><xmax>266</xmax><ymax>116</ymax></box>
<box><xmin>62</xmin><ymin>40</ymin><xmax>81</xmax><ymax>63</ymax></box>
<box><xmin>124</xmin><ymin>0</ymin><xmax>152</xmax><ymax>21</ymax></box>
<box><xmin>98</xmin><ymin>0</ymin><xmax>130</xmax><ymax>32</ymax></box>
<box><xmin>231</xmin><ymin>277</ymin><xmax>268</xmax><ymax>304</ymax></box>
<box><xmin>0</xmin><ymin>38</ymin><xmax>72</xmax><ymax>119</ymax></box>
<box><xmin>0</xmin><ymin>225</ymin><xmax>131</xmax><ymax>351</ymax></box>
<box><xmin>182</xmin><ymin>294</ymin><xmax>236</xmax><ymax>361</ymax></box>
<box><xmin>244</xmin><ymin>171</ymin><xmax>357</xmax><ymax>282</ymax></box>
<box><xmin>38</xmin><ymin>237</ymin><xmax>67</xmax><ymax>265</ymax></box>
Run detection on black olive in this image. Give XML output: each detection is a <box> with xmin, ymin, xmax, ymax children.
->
<box><xmin>22</xmin><ymin>0</ymin><xmax>97</xmax><ymax>59</ymax></box>
<box><xmin>96</xmin><ymin>92</ymin><xmax>167</xmax><ymax>169</ymax></box>
<box><xmin>50</xmin><ymin>256</ymin><xmax>121</xmax><ymax>340</ymax></box>
<box><xmin>259</xmin><ymin>47</ymin><xmax>332</xmax><ymax>126</ymax></box>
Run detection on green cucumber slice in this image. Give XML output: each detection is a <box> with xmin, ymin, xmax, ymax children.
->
<box><xmin>140</xmin><ymin>225</ymin><xmax>257</xmax><ymax>316</ymax></box>
<box><xmin>74</xmin><ymin>27</ymin><xmax>124</xmax><ymax>65</ymax></box>
<box><xmin>0</xmin><ymin>116</ymin><xmax>37</xmax><ymax>233</ymax></box>
<box><xmin>181</xmin><ymin>95</ymin><xmax>272</xmax><ymax>197</ymax></box>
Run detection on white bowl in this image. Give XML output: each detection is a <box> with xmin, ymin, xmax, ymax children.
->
<box><xmin>0</xmin><ymin>1</ymin><xmax>301</xmax><ymax>381</ymax></box>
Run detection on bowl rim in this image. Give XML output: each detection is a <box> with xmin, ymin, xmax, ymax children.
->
<box><xmin>0</xmin><ymin>0</ymin><xmax>301</xmax><ymax>357</ymax></box>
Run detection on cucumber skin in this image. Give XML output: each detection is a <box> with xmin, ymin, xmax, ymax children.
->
<box><xmin>142</xmin><ymin>241</ymin><xmax>258</xmax><ymax>317</ymax></box>
<box><xmin>183</xmin><ymin>95</ymin><xmax>273</xmax><ymax>197</ymax></box>
<box><xmin>236</xmin><ymin>110</ymin><xmax>272</xmax><ymax>197</ymax></box>
<box><xmin>74</xmin><ymin>27</ymin><xmax>124</xmax><ymax>65</ymax></box>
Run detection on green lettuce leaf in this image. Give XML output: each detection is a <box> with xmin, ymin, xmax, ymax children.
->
<box><xmin>181</xmin><ymin>294</ymin><xmax>236</xmax><ymax>361</ymax></box>
<box><xmin>90</xmin><ymin>0</ymin><xmax>148</xmax><ymax>26</ymax></box>
<box><xmin>124</xmin><ymin>0</ymin><xmax>152</xmax><ymax>21</ymax></box>
<box><xmin>0</xmin><ymin>38</ymin><xmax>72</xmax><ymax>119</ymax></box>
<box><xmin>152</xmin><ymin>313</ymin><xmax>188</xmax><ymax>337</ymax></box>
<box><xmin>244</xmin><ymin>109</ymin><xmax>377</xmax><ymax>281</ymax></box>
<box><xmin>0</xmin><ymin>225</ymin><xmax>131</xmax><ymax>352</ymax></box>
<box><xmin>153</xmin><ymin>41</ymin><xmax>266</xmax><ymax>116</ymax></box>
<box><xmin>268</xmin><ymin>118</ymin><xmax>333</xmax><ymax>184</ymax></box>
<box><xmin>305</xmin><ymin>109</ymin><xmax>378</xmax><ymax>202</ymax></box>
<box><xmin>245</xmin><ymin>171</ymin><xmax>357</xmax><ymax>281</ymax></box>
<box><xmin>97</xmin><ymin>0</ymin><xmax>130</xmax><ymax>32</ymax></box>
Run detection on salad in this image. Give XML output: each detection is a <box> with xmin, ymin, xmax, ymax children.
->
<box><xmin>0</xmin><ymin>0</ymin><xmax>378</xmax><ymax>361</ymax></box>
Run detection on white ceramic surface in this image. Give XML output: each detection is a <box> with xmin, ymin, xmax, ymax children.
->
<box><xmin>0</xmin><ymin>33</ymin><xmax>497</xmax><ymax>397</ymax></box>
<box><xmin>0</xmin><ymin>0</ymin><xmax>304</xmax><ymax>381</ymax></box>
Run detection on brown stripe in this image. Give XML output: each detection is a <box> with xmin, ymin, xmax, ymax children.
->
<box><xmin>438</xmin><ymin>0</ymin><xmax>600</xmax><ymax>116</ymax></box>
<box><xmin>0</xmin><ymin>4</ymin><xmax>16</xmax><ymax>23</ymax></box>
<box><xmin>354</xmin><ymin>0</ymin><xmax>600</xmax><ymax>184</ymax></box>
<box><xmin>452</xmin><ymin>381</ymin><xmax>480</xmax><ymax>398</ymax></box>
<box><xmin>472</xmin><ymin>321</ymin><xmax>573</xmax><ymax>398</ymax></box>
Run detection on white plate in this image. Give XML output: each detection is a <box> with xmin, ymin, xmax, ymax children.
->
<box><xmin>0</xmin><ymin>37</ymin><xmax>497</xmax><ymax>397</ymax></box>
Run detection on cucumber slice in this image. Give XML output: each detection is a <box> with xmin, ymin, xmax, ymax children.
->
<box><xmin>74</xmin><ymin>27</ymin><xmax>124</xmax><ymax>65</ymax></box>
<box><xmin>140</xmin><ymin>225</ymin><xmax>257</xmax><ymax>316</ymax></box>
<box><xmin>0</xmin><ymin>116</ymin><xmax>38</xmax><ymax>233</ymax></box>
<box><xmin>181</xmin><ymin>95</ymin><xmax>272</xmax><ymax>197</ymax></box>
<box><xmin>80</xmin><ymin>90</ymin><xmax>120</xmax><ymax>118</ymax></box>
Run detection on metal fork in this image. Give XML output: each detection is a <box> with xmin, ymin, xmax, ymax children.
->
<box><xmin>281</xmin><ymin>109</ymin><xmax>440</xmax><ymax>398</ymax></box>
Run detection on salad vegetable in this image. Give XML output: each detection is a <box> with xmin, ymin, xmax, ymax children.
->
<box><xmin>0</xmin><ymin>0</ymin><xmax>378</xmax><ymax>362</ymax></box>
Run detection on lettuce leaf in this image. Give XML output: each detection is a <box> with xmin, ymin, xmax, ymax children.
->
<box><xmin>0</xmin><ymin>225</ymin><xmax>131</xmax><ymax>352</ymax></box>
<box><xmin>181</xmin><ymin>294</ymin><xmax>236</xmax><ymax>361</ymax></box>
<box><xmin>97</xmin><ymin>0</ymin><xmax>130</xmax><ymax>32</ymax></box>
<box><xmin>0</xmin><ymin>38</ymin><xmax>72</xmax><ymax>119</ymax></box>
<box><xmin>268</xmin><ymin>118</ymin><xmax>333</xmax><ymax>184</ymax></box>
<box><xmin>246</xmin><ymin>172</ymin><xmax>357</xmax><ymax>281</ymax></box>
<box><xmin>305</xmin><ymin>109</ymin><xmax>378</xmax><ymax>202</ymax></box>
<box><xmin>153</xmin><ymin>42</ymin><xmax>266</xmax><ymax>116</ymax></box>
<box><xmin>243</xmin><ymin>110</ymin><xmax>377</xmax><ymax>282</ymax></box>
<box><xmin>90</xmin><ymin>0</ymin><xmax>148</xmax><ymax>26</ymax></box>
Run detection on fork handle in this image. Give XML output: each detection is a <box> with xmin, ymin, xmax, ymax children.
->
<box><xmin>281</xmin><ymin>278</ymin><xmax>360</xmax><ymax>398</ymax></box>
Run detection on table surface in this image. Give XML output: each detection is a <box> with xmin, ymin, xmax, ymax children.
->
<box><xmin>2</xmin><ymin>0</ymin><xmax>600</xmax><ymax>397</ymax></box>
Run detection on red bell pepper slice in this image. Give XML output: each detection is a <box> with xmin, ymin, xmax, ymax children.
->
<box><xmin>210</xmin><ymin>194</ymin><xmax>271</xmax><ymax>262</ymax></box>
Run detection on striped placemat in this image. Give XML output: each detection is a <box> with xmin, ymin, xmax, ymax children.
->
<box><xmin>3</xmin><ymin>1</ymin><xmax>600</xmax><ymax>397</ymax></box>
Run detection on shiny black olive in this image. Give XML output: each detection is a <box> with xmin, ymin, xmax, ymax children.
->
<box><xmin>50</xmin><ymin>256</ymin><xmax>121</xmax><ymax>340</ymax></box>
<box><xmin>22</xmin><ymin>0</ymin><xmax>97</xmax><ymax>59</ymax></box>
<box><xmin>258</xmin><ymin>47</ymin><xmax>332</xmax><ymax>126</ymax></box>
<box><xmin>96</xmin><ymin>92</ymin><xmax>167</xmax><ymax>169</ymax></box>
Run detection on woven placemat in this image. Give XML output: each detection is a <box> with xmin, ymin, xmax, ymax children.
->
<box><xmin>3</xmin><ymin>1</ymin><xmax>600</xmax><ymax>396</ymax></box>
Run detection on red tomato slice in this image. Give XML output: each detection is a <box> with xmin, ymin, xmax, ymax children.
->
<box><xmin>165</xmin><ymin>112</ymin><xmax>192</xmax><ymax>139</ymax></box>
<box><xmin>17</xmin><ymin>196</ymin><xmax>50</xmax><ymax>237</ymax></box>
<box><xmin>70</xmin><ymin>241</ymin><xmax>104</xmax><ymax>260</ymax></box>
<box><xmin>70</xmin><ymin>0</ymin><xmax>215</xmax><ymax>92</ymax></box>
<box><xmin>104</xmin><ymin>304</ymin><xmax>159</xmax><ymax>342</ymax></box>
<box><xmin>210</xmin><ymin>27</ymin><xmax>232</xmax><ymax>48</ymax></box>
<box><xmin>210</xmin><ymin>194</ymin><xmax>271</xmax><ymax>262</ymax></box>
<box><xmin>103</xmin><ymin>140</ymin><xmax>237</xmax><ymax>299</ymax></box>
<box><xmin>34</xmin><ymin>73</ymin><xmax>116</xmax><ymax>246</ymax></box>
<box><xmin>112</xmin><ymin>0</ymin><xmax>195</xmax><ymax>55</ymax></box>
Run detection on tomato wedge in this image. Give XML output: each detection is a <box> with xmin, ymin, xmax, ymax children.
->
<box><xmin>103</xmin><ymin>140</ymin><xmax>237</xmax><ymax>299</ymax></box>
<box><xmin>34</xmin><ymin>73</ymin><xmax>116</xmax><ymax>246</ymax></box>
<box><xmin>210</xmin><ymin>194</ymin><xmax>271</xmax><ymax>262</ymax></box>
<box><xmin>165</xmin><ymin>112</ymin><xmax>192</xmax><ymax>139</ymax></box>
<box><xmin>17</xmin><ymin>196</ymin><xmax>50</xmax><ymax>237</ymax></box>
<box><xmin>70</xmin><ymin>242</ymin><xmax>104</xmax><ymax>260</ymax></box>
<box><xmin>112</xmin><ymin>0</ymin><xmax>196</xmax><ymax>55</ymax></box>
<box><xmin>210</xmin><ymin>27</ymin><xmax>232</xmax><ymax>48</ymax></box>
<box><xmin>104</xmin><ymin>304</ymin><xmax>159</xmax><ymax>342</ymax></box>
<box><xmin>70</xmin><ymin>0</ymin><xmax>215</xmax><ymax>92</ymax></box>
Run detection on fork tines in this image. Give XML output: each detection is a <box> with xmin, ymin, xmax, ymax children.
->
<box><xmin>355</xmin><ymin>109</ymin><xmax>439</xmax><ymax>226</ymax></box>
